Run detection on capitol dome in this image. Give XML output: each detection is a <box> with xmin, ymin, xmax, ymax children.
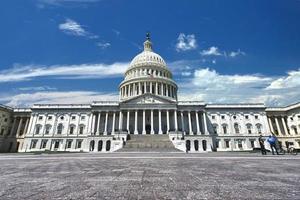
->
<box><xmin>119</xmin><ymin>33</ymin><xmax>178</xmax><ymax>102</ymax></box>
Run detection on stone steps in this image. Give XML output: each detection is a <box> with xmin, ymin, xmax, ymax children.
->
<box><xmin>119</xmin><ymin>135</ymin><xmax>179</xmax><ymax>152</ymax></box>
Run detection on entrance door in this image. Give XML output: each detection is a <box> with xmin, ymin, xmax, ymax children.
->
<box><xmin>145</xmin><ymin>124</ymin><xmax>151</xmax><ymax>134</ymax></box>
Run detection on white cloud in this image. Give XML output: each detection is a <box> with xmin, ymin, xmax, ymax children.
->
<box><xmin>266</xmin><ymin>68</ymin><xmax>300</xmax><ymax>89</ymax></box>
<box><xmin>0</xmin><ymin>62</ymin><xmax>129</xmax><ymax>83</ymax></box>
<box><xmin>38</xmin><ymin>0</ymin><xmax>100</xmax><ymax>6</ymax></box>
<box><xmin>0</xmin><ymin>91</ymin><xmax>118</xmax><ymax>107</ymax></box>
<box><xmin>175</xmin><ymin>33</ymin><xmax>197</xmax><ymax>52</ymax></box>
<box><xmin>18</xmin><ymin>86</ymin><xmax>57</xmax><ymax>91</ymax></box>
<box><xmin>181</xmin><ymin>71</ymin><xmax>192</xmax><ymax>76</ymax></box>
<box><xmin>229</xmin><ymin>49</ymin><xmax>246</xmax><ymax>57</ymax></box>
<box><xmin>200</xmin><ymin>46</ymin><xmax>222</xmax><ymax>56</ymax></box>
<box><xmin>178</xmin><ymin>67</ymin><xmax>300</xmax><ymax>106</ymax></box>
<box><xmin>59</xmin><ymin>18</ymin><xmax>98</xmax><ymax>39</ymax></box>
<box><xmin>96</xmin><ymin>42</ymin><xmax>111</xmax><ymax>49</ymax></box>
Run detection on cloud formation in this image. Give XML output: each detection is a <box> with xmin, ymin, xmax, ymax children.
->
<box><xmin>178</xmin><ymin>67</ymin><xmax>300</xmax><ymax>106</ymax></box>
<box><xmin>1</xmin><ymin>91</ymin><xmax>118</xmax><ymax>107</ymax></box>
<box><xmin>200</xmin><ymin>46</ymin><xmax>222</xmax><ymax>56</ymax></box>
<box><xmin>59</xmin><ymin>18</ymin><xmax>98</xmax><ymax>39</ymax></box>
<box><xmin>176</xmin><ymin>33</ymin><xmax>197</xmax><ymax>52</ymax></box>
<box><xmin>0</xmin><ymin>62</ymin><xmax>129</xmax><ymax>83</ymax></box>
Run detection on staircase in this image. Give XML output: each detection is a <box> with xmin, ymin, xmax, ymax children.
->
<box><xmin>119</xmin><ymin>135</ymin><xmax>180</xmax><ymax>152</ymax></box>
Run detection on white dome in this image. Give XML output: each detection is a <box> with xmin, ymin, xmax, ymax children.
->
<box><xmin>129</xmin><ymin>50</ymin><xmax>167</xmax><ymax>68</ymax></box>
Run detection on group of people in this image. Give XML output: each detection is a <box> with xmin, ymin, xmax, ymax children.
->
<box><xmin>259</xmin><ymin>134</ymin><xmax>279</xmax><ymax>155</ymax></box>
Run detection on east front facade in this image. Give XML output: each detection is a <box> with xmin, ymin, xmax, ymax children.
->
<box><xmin>1</xmin><ymin>35</ymin><xmax>300</xmax><ymax>153</ymax></box>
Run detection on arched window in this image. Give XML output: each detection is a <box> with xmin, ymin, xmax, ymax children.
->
<box><xmin>202</xmin><ymin>140</ymin><xmax>207</xmax><ymax>151</ymax></box>
<box><xmin>186</xmin><ymin>140</ymin><xmax>191</xmax><ymax>151</ymax></box>
<box><xmin>212</xmin><ymin>124</ymin><xmax>218</xmax><ymax>134</ymax></box>
<box><xmin>256</xmin><ymin>123</ymin><xmax>262</xmax><ymax>134</ymax></box>
<box><xmin>57</xmin><ymin>123</ymin><xmax>63</xmax><ymax>134</ymax></box>
<box><xmin>106</xmin><ymin>140</ymin><xmax>111</xmax><ymax>151</ymax></box>
<box><xmin>222</xmin><ymin>124</ymin><xmax>228</xmax><ymax>134</ymax></box>
<box><xmin>234</xmin><ymin>123</ymin><xmax>240</xmax><ymax>134</ymax></box>
<box><xmin>79</xmin><ymin>124</ymin><xmax>85</xmax><ymax>134</ymax></box>
<box><xmin>194</xmin><ymin>140</ymin><xmax>199</xmax><ymax>151</ymax></box>
<box><xmin>69</xmin><ymin>124</ymin><xmax>76</xmax><ymax>135</ymax></box>
<box><xmin>45</xmin><ymin>124</ymin><xmax>52</xmax><ymax>135</ymax></box>
<box><xmin>90</xmin><ymin>140</ymin><xmax>95</xmax><ymax>151</ymax></box>
<box><xmin>35</xmin><ymin>124</ymin><xmax>42</xmax><ymax>135</ymax></box>
<box><xmin>98</xmin><ymin>140</ymin><xmax>103</xmax><ymax>151</ymax></box>
<box><xmin>246</xmin><ymin>123</ymin><xmax>252</xmax><ymax>134</ymax></box>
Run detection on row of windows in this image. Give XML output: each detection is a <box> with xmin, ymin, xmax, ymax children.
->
<box><xmin>289</xmin><ymin>115</ymin><xmax>300</xmax><ymax>121</ymax></box>
<box><xmin>35</xmin><ymin>124</ymin><xmax>86</xmax><ymax>135</ymax></box>
<box><xmin>212</xmin><ymin>123</ymin><xmax>263</xmax><ymax>134</ymax></box>
<box><xmin>31</xmin><ymin>139</ymin><xmax>83</xmax><ymax>149</ymax></box>
<box><xmin>211</xmin><ymin>114</ymin><xmax>260</xmax><ymax>120</ymax></box>
<box><xmin>215</xmin><ymin>139</ymin><xmax>256</xmax><ymax>149</ymax></box>
<box><xmin>38</xmin><ymin>115</ymin><xmax>86</xmax><ymax>121</ymax></box>
<box><xmin>126</xmin><ymin>68</ymin><xmax>171</xmax><ymax>79</ymax></box>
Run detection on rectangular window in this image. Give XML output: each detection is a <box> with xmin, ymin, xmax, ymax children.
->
<box><xmin>31</xmin><ymin>140</ymin><xmax>38</xmax><ymax>149</ymax></box>
<box><xmin>48</xmin><ymin>116</ymin><xmax>52</xmax><ymax>120</ymax></box>
<box><xmin>41</xmin><ymin>140</ymin><xmax>47</xmax><ymax>149</ymax></box>
<box><xmin>45</xmin><ymin>126</ymin><xmax>50</xmax><ymax>135</ymax></box>
<box><xmin>245</xmin><ymin>115</ymin><xmax>249</xmax><ymax>119</ymax></box>
<box><xmin>77</xmin><ymin>140</ymin><xmax>82</xmax><ymax>149</ymax></box>
<box><xmin>72</xmin><ymin>116</ymin><xmax>76</xmax><ymax>120</ymax></box>
<box><xmin>0</xmin><ymin>128</ymin><xmax>4</xmax><ymax>135</ymax></box>
<box><xmin>250</xmin><ymin>140</ymin><xmax>255</xmax><ymax>148</ymax></box>
<box><xmin>225</xmin><ymin>140</ymin><xmax>230</xmax><ymax>148</ymax></box>
<box><xmin>81</xmin><ymin>116</ymin><xmax>86</xmax><ymax>120</ymax></box>
<box><xmin>69</xmin><ymin>126</ymin><xmax>74</xmax><ymax>135</ymax></box>
<box><xmin>54</xmin><ymin>141</ymin><xmax>59</xmax><ymax>149</ymax></box>
<box><xmin>211</xmin><ymin>115</ymin><xmax>215</xmax><ymax>120</ymax></box>
<box><xmin>216</xmin><ymin>140</ymin><xmax>219</xmax><ymax>148</ymax></box>
<box><xmin>255</xmin><ymin>115</ymin><xmax>258</xmax><ymax>120</ymax></box>
<box><xmin>67</xmin><ymin>140</ymin><xmax>72</xmax><ymax>148</ymax></box>
<box><xmin>38</xmin><ymin>116</ymin><xmax>43</xmax><ymax>120</ymax></box>
<box><xmin>79</xmin><ymin>126</ymin><xmax>84</xmax><ymax>134</ymax></box>
<box><xmin>221</xmin><ymin>115</ymin><xmax>225</xmax><ymax>120</ymax></box>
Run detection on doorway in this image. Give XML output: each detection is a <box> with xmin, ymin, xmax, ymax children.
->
<box><xmin>146</xmin><ymin>124</ymin><xmax>151</xmax><ymax>134</ymax></box>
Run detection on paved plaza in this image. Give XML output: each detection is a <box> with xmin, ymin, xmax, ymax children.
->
<box><xmin>0</xmin><ymin>152</ymin><xmax>299</xmax><ymax>200</ymax></box>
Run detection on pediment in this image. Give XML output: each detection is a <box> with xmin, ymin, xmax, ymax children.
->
<box><xmin>121</xmin><ymin>94</ymin><xmax>176</xmax><ymax>105</ymax></box>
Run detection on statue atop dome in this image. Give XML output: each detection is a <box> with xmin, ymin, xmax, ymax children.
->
<box><xmin>144</xmin><ymin>32</ymin><xmax>152</xmax><ymax>52</ymax></box>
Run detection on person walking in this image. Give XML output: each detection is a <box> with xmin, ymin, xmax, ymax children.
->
<box><xmin>258</xmin><ymin>135</ymin><xmax>267</xmax><ymax>155</ymax></box>
<box><xmin>267</xmin><ymin>135</ymin><xmax>279</xmax><ymax>155</ymax></box>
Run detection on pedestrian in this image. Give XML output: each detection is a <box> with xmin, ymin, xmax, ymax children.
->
<box><xmin>267</xmin><ymin>135</ymin><xmax>279</xmax><ymax>155</ymax></box>
<box><xmin>258</xmin><ymin>135</ymin><xmax>266</xmax><ymax>155</ymax></box>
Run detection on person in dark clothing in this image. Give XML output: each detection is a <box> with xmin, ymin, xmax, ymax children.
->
<box><xmin>267</xmin><ymin>135</ymin><xmax>279</xmax><ymax>155</ymax></box>
<box><xmin>258</xmin><ymin>135</ymin><xmax>267</xmax><ymax>155</ymax></box>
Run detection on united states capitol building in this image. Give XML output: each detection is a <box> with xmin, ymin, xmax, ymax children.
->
<box><xmin>0</xmin><ymin>35</ymin><xmax>300</xmax><ymax>153</ymax></box>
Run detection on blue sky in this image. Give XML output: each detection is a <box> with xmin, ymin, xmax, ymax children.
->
<box><xmin>0</xmin><ymin>0</ymin><xmax>300</xmax><ymax>107</ymax></box>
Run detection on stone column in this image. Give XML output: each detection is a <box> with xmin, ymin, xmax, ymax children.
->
<box><xmin>150</xmin><ymin>82</ymin><xmax>153</xmax><ymax>94</ymax></box>
<box><xmin>203</xmin><ymin>112</ymin><xmax>209</xmax><ymax>135</ymax></box>
<box><xmin>268</xmin><ymin>117</ymin><xmax>274</xmax><ymax>134</ymax></box>
<box><xmin>16</xmin><ymin>118</ymin><xmax>23</xmax><ymax>136</ymax></box>
<box><xmin>166</xmin><ymin>110</ymin><xmax>170</xmax><ymax>133</ymax></box>
<box><xmin>27</xmin><ymin>115</ymin><xmax>34</xmax><ymax>135</ymax></box>
<box><xmin>118</xmin><ymin>111</ymin><xmax>123</xmax><ymax>131</ymax></box>
<box><xmin>142</xmin><ymin>110</ymin><xmax>146</xmax><ymax>134</ymax></box>
<box><xmin>104</xmin><ymin>112</ymin><xmax>108</xmax><ymax>135</ymax></box>
<box><xmin>195</xmin><ymin>111</ymin><xmax>200</xmax><ymax>135</ymax></box>
<box><xmin>10</xmin><ymin>117</ymin><xmax>17</xmax><ymax>136</ymax></box>
<box><xmin>91</xmin><ymin>113</ymin><xmax>96</xmax><ymax>135</ymax></box>
<box><xmin>158</xmin><ymin>110</ymin><xmax>162</xmax><ymax>134</ymax></box>
<box><xmin>275</xmin><ymin>117</ymin><xmax>281</xmax><ymax>135</ymax></box>
<box><xmin>112</xmin><ymin>112</ymin><xmax>116</xmax><ymax>135</ymax></box>
<box><xmin>174</xmin><ymin>110</ymin><xmax>178</xmax><ymax>131</ymax></box>
<box><xmin>128</xmin><ymin>84</ymin><xmax>131</xmax><ymax>96</ymax></box>
<box><xmin>134</xmin><ymin>110</ymin><xmax>138</xmax><ymax>134</ymax></box>
<box><xmin>97</xmin><ymin>112</ymin><xmax>101</xmax><ymax>135</ymax></box>
<box><xmin>188</xmin><ymin>111</ymin><xmax>193</xmax><ymax>135</ymax></box>
<box><xmin>181</xmin><ymin>111</ymin><xmax>185</xmax><ymax>134</ymax></box>
<box><xmin>23</xmin><ymin>117</ymin><xmax>30</xmax><ymax>136</ymax></box>
<box><xmin>281</xmin><ymin>116</ymin><xmax>289</xmax><ymax>135</ymax></box>
<box><xmin>144</xmin><ymin>82</ymin><xmax>147</xmax><ymax>93</ymax></box>
<box><xmin>155</xmin><ymin>82</ymin><xmax>158</xmax><ymax>95</ymax></box>
<box><xmin>151</xmin><ymin>110</ymin><xmax>154</xmax><ymax>134</ymax></box>
<box><xmin>127</xmin><ymin>111</ymin><xmax>130</xmax><ymax>133</ymax></box>
<box><xmin>161</xmin><ymin>83</ymin><xmax>164</xmax><ymax>96</ymax></box>
<box><xmin>139</xmin><ymin>82</ymin><xmax>141</xmax><ymax>95</ymax></box>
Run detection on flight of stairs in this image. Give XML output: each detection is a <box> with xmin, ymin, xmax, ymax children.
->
<box><xmin>119</xmin><ymin>134</ymin><xmax>180</xmax><ymax>152</ymax></box>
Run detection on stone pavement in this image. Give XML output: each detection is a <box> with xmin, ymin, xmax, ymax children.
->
<box><xmin>0</xmin><ymin>152</ymin><xmax>299</xmax><ymax>200</ymax></box>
